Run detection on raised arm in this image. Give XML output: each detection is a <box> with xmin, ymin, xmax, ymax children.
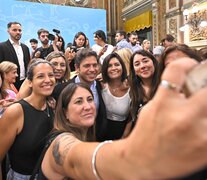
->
<box><xmin>52</xmin><ymin>36</ymin><xmax>59</xmax><ymax>52</ymax></box>
<box><xmin>43</xmin><ymin>58</ymin><xmax>207</xmax><ymax>179</ymax></box>
<box><xmin>97</xmin><ymin>58</ymin><xmax>207</xmax><ymax>179</ymax></box>
<box><xmin>16</xmin><ymin>78</ymin><xmax>31</xmax><ymax>100</ymax></box>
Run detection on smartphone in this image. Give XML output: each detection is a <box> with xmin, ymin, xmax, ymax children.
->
<box><xmin>103</xmin><ymin>44</ymin><xmax>108</xmax><ymax>51</ymax></box>
<box><xmin>183</xmin><ymin>61</ymin><xmax>207</xmax><ymax>96</ymax></box>
<box><xmin>104</xmin><ymin>44</ymin><xmax>108</xmax><ymax>48</ymax></box>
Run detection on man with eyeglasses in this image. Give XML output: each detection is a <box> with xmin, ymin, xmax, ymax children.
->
<box><xmin>0</xmin><ymin>21</ymin><xmax>30</xmax><ymax>90</ymax></box>
<box><xmin>33</xmin><ymin>28</ymin><xmax>59</xmax><ymax>59</ymax></box>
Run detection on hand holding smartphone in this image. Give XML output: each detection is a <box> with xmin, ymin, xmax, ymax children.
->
<box><xmin>183</xmin><ymin>61</ymin><xmax>207</xmax><ymax>96</ymax></box>
<box><xmin>103</xmin><ymin>44</ymin><xmax>108</xmax><ymax>52</ymax></box>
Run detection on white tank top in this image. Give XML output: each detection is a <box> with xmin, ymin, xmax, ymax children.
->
<box><xmin>101</xmin><ymin>86</ymin><xmax>131</xmax><ymax>121</ymax></box>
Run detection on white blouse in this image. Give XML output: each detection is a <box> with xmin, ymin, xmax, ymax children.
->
<box><xmin>101</xmin><ymin>87</ymin><xmax>131</xmax><ymax>121</ymax></box>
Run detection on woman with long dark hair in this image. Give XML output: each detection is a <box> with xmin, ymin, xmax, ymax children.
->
<box><xmin>129</xmin><ymin>50</ymin><xmax>160</xmax><ymax>126</ymax></box>
<box><xmin>38</xmin><ymin>83</ymin><xmax>96</xmax><ymax>179</ymax></box>
<box><xmin>101</xmin><ymin>53</ymin><xmax>130</xmax><ymax>139</ymax></box>
<box><xmin>65</xmin><ymin>32</ymin><xmax>87</xmax><ymax>73</ymax></box>
<box><xmin>72</xmin><ymin>31</ymin><xmax>87</xmax><ymax>49</ymax></box>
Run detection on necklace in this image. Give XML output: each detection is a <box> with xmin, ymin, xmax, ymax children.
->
<box><xmin>111</xmin><ymin>87</ymin><xmax>119</xmax><ymax>93</ymax></box>
<box><xmin>109</xmin><ymin>85</ymin><xmax>120</xmax><ymax>94</ymax></box>
<box><xmin>44</xmin><ymin>104</ymin><xmax>50</xmax><ymax>118</ymax></box>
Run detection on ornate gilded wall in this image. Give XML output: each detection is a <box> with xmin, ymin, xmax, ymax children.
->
<box><xmin>183</xmin><ymin>1</ymin><xmax>207</xmax><ymax>48</ymax></box>
<box><xmin>189</xmin><ymin>9</ymin><xmax>207</xmax><ymax>41</ymax></box>
<box><xmin>152</xmin><ymin>0</ymin><xmax>167</xmax><ymax>45</ymax></box>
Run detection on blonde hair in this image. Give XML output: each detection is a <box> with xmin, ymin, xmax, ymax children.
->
<box><xmin>142</xmin><ymin>39</ymin><xmax>151</xmax><ymax>51</ymax></box>
<box><xmin>0</xmin><ymin>61</ymin><xmax>17</xmax><ymax>74</ymax></box>
<box><xmin>142</xmin><ymin>39</ymin><xmax>150</xmax><ymax>46</ymax></box>
<box><xmin>142</xmin><ymin>39</ymin><xmax>150</xmax><ymax>45</ymax></box>
<box><xmin>116</xmin><ymin>48</ymin><xmax>133</xmax><ymax>75</ymax></box>
<box><xmin>46</xmin><ymin>51</ymin><xmax>70</xmax><ymax>81</ymax></box>
<box><xmin>0</xmin><ymin>61</ymin><xmax>18</xmax><ymax>98</ymax></box>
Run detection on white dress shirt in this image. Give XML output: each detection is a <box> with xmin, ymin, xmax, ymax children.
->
<box><xmin>9</xmin><ymin>39</ymin><xmax>25</xmax><ymax>80</ymax></box>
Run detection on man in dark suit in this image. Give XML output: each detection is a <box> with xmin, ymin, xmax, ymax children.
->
<box><xmin>0</xmin><ymin>22</ymin><xmax>30</xmax><ymax>90</ymax></box>
<box><xmin>52</xmin><ymin>48</ymin><xmax>107</xmax><ymax>142</ymax></box>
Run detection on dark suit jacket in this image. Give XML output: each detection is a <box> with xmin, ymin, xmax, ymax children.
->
<box><xmin>0</xmin><ymin>40</ymin><xmax>30</xmax><ymax>89</ymax></box>
<box><xmin>52</xmin><ymin>77</ymin><xmax>108</xmax><ymax>142</ymax></box>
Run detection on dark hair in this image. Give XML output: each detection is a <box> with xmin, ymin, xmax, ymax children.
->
<box><xmin>102</xmin><ymin>53</ymin><xmax>127</xmax><ymax>83</ymax></box>
<box><xmin>7</xmin><ymin>22</ymin><xmax>21</xmax><ymax>29</ymax></box>
<box><xmin>198</xmin><ymin>47</ymin><xmax>207</xmax><ymax>60</ymax></box>
<box><xmin>57</xmin><ymin>35</ymin><xmax>65</xmax><ymax>52</ymax></box>
<box><xmin>29</xmin><ymin>38</ymin><xmax>38</xmax><ymax>44</ymax></box>
<box><xmin>0</xmin><ymin>69</ymin><xmax>7</xmax><ymax>98</ymax></box>
<box><xmin>73</xmin><ymin>32</ymin><xmax>87</xmax><ymax>48</ymax></box>
<box><xmin>54</xmin><ymin>82</ymin><xmax>95</xmax><ymax>141</ymax></box>
<box><xmin>160</xmin><ymin>38</ymin><xmax>165</xmax><ymax>46</ymax></box>
<box><xmin>165</xmin><ymin>34</ymin><xmax>175</xmax><ymax>42</ymax></box>
<box><xmin>129</xmin><ymin>50</ymin><xmax>160</xmax><ymax>120</ymax></box>
<box><xmin>94</xmin><ymin>30</ymin><xmax>107</xmax><ymax>43</ymax></box>
<box><xmin>85</xmin><ymin>37</ymin><xmax>90</xmax><ymax>48</ymax></box>
<box><xmin>159</xmin><ymin>44</ymin><xmax>202</xmax><ymax>75</ymax></box>
<box><xmin>27</xmin><ymin>59</ymin><xmax>53</xmax><ymax>81</ymax></box>
<box><xmin>0</xmin><ymin>70</ymin><xmax>3</xmax><ymax>84</ymax></box>
<box><xmin>75</xmin><ymin>48</ymin><xmax>98</xmax><ymax>67</ymax></box>
<box><xmin>67</xmin><ymin>42</ymin><xmax>73</xmax><ymax>48</ymax></box>
<box><xmin>37</xmin><ymin>28</ymin><xmax>49</xmax><ymax>37</ymax></box>
<box><xmin>129</xmin><ymin>32</ymin><xmax>138</xmax><ymax>37</ymax></box>
<box><xmin>116</xmin><ymin>30</ymin><xmax>127</xmax><ymax>38</ymax></box>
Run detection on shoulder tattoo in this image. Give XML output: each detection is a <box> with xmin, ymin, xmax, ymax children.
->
<box><xmin>52</xmin><ymin>133</ymin><xmax>77</xmax><ymax>166</ymax></box>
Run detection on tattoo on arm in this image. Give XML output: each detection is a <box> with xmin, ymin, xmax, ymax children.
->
<box><xmin>52</xmin><ymin>133</ymin><xmax>77</xmax><ymax>166</ymax></box>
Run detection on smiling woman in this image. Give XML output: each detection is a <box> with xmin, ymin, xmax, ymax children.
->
<box><xmin>101</xmin><ymin>53</ymin><xmax>131</xmax><ymax>140</ymax></box>
<box><xmin>37</xmin><ymin>82</ymin><xmax>96</xmax><ymax>179</ymax></box>
<box><xmin>0</xmin><ymin>61</ymin><xmax>18</xmax><ymax>101</ymax></box>
<box><xmin>0</xmin><ymin>59</ymin><xmax>55</xmax><ymax>179</ymax></box>
<box><xmin>46</xmin><ymin>51</ymin><xmax>70</xmax><ymax>84</ymax></box>
<box><xmin>129</xmin><ymin>50</ymin><xmax>160</xmax><ymax>127</ymax></box>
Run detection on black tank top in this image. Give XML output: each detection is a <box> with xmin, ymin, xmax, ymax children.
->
<box><xmin>8</xmin><ymin>99</ymin><xmax>54</xmax><ymax>175</ymax></box>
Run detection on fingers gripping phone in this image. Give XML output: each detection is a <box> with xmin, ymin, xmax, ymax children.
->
<box><xmin>183</xmin><ymin>61</ymin><xmax>207</xmax><ymax>96</ymax></box>
<box><xmin>102</xmin><ymin>44</ymin><xmax>108</xmax><ymax>52</ymax></box>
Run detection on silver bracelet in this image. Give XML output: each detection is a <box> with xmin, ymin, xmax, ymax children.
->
<box><xmin>92</xmin><ymin>140</ymin><xmax>113</xmax><ymax>180</ymax></box>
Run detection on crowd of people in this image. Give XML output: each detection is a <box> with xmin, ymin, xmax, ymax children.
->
<box><xmin>0</xmin><ymin>21</ymin><xmax>207</xmax><ymax>180</ymax></box>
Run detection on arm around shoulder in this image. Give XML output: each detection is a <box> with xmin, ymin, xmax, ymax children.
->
<box><xmin>16</xmin><ymin>79</ymin><xmax>31</xmax><ymax>100</ymax></box>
